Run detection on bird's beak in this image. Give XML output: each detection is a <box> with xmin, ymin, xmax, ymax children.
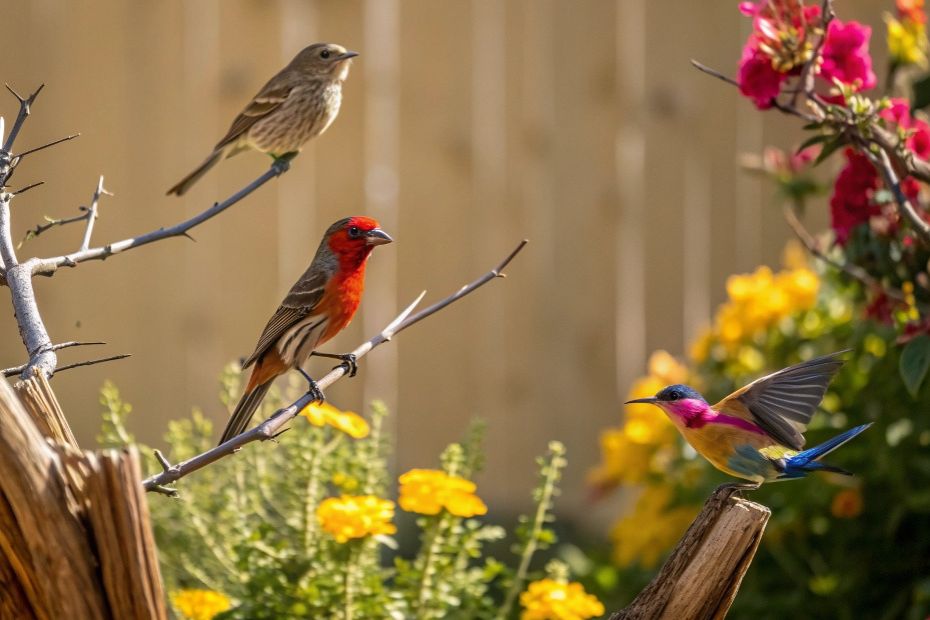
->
<box><xmin>337</xmin><ymin>51</ymin><xmax>359</xmax><ymax>61</ymax></box>
<box><xmin>365</xmin><ymin>228</ymin><xmax>393</xmax><ymax>246</ymax></box>
<box><xmin>625</xmin><ymin>397</ymin><xmax>658</xmax><ymax>405</ymax></box>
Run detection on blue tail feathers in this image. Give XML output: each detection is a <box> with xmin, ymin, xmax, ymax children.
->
<box><xmin>780</xmin><ymin>423</ymin><xmax>872</xmax><ymax>479</ymax></box>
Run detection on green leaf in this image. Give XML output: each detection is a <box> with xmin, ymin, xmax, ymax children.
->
<box><xmin>900</xmin><ymin>334</ymin><xmax>930</xmax><ymax>398</ymax></box>
<box><xmin>912</xmin><ymin>73</ymin><xmax>930</xmax><ymax>111</ymax></box>
<box><xmin>813</xmin><ymin>136</ymin><xmax>847</xmax><ymax>166</ymax></box>
<box><xmin>796</xmin><ymin>133</ymin><xmax>831</xmax><ymax>154</ymax></box>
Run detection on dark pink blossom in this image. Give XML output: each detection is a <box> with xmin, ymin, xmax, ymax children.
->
<box><xmin>830</xmin><ymin>149</ymin><xmax>881</xmax><ymax>245</ymax></box>
<box><xmin>738</xmin><ymin>42</ymin><xmax>788</xmax><ymax>109</ymax></box>
<box><xmin>820</xmin><ymin>20</ymin><xmax>877</xmax><ymax>90</ymax></box>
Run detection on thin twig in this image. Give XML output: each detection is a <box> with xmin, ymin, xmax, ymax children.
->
<box><xmin>1</xmin><ymin>83</ymin><xmax>43</xmax><ymax>155</ymax></box>
<box><xmin>12</xmin><ymin>181</ymin><xmax>43</xmax><ymax>196</ymax></box>
<box><xmin>791</xmin><ymin>0</ymin><xmax>833</xmax><ymax>108</ymax></box>
<box><xmin>2</xmin><ymin>352</ymin><xmax>128</xmax><ymax>377</ymax></box>
<box><xmin>80</xmin><ymin>176</ymin><xmax>108</xmax><ymax>252</ymax></box>
<box><xmin>690</xmin><ymin>59</ymin><xmax>738</xmax><ymax>88</ymax></box>
<box><xmin>31</xmin><ymin>157</ymin><xmax>294</xmax><ymax>277</ymax></box>
<box><xmin>862</xmin><ymin>144</ymin><xmax>930</xmax><ymax>246</ymax></box>
<box><xmin>19</xmin><ymin>211</ymin><xmax>87</xmax><ymax>248</ymax></box>
<box><xmin>783</xmin><ymin>204</ymin><xmax>909</xmax><ymax>304</ymax></box>
<box><xmin>142</xmin><ymin>240</ymin><xmax>529</xmax><ymax>494</ymax></box>
<box><xmin>13</xmin><ymin>133</ymin><xmax>80</xmax><ymax>159</ymax></box>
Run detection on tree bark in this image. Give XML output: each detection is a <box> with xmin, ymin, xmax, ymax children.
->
<box><xmin>0</xmin><ymin>378</ymin><xmax>166</xmax><ymax>619</ymax></box>
<box><xmin>611</xmin><ymin>484</ymin><xmax>771</xmax><ymax>620</ymax></box>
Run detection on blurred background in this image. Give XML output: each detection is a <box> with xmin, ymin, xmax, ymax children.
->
<box><xmin>0</xmin><ymin>0</ymin><xmax>882</xmax><ymax>528</ymax></box>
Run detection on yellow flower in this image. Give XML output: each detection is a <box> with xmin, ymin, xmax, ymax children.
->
<box><xmin>170</xmin><ymin>589</ymin><xmax>231</xmax><ymax>620</ymax></box>
<box><xmin>830</xmin><ymin>488</ymin><xmax>864</xmax><ymax>519</ymax></box>
<box><xmin>317</xmin><ymin>495</ymin><xmax>396</xmax><ymax>542</ymax></box>
<box><xmin>709</xmin><ymin>261</ymin><xmax>820</xmax><ymax>354</ymax></box>
<box><xmin>300</xmin><ymin>401</ymin><xmax>370</xmax><ymax>439</ymax></box>
<box><xmin>587</xmin><ymin>428</ymin><xmax>654</xmax><ymax>490</ymax></box>
<box><xmin>689</xmin><ymin>328</ymin><xmax>713</xmax><ymax>363</ymax></box>
<box><xmin>398</xmin><ymin>469</ymin><xmax>488</xmax><ymax>517</ymax></box>
<box><xmin>887</xmin><ymin>13</ymin><xmax>929</xmax><ymax>67</ymax></box>
<box><xmin>610</xmin><ymin>486</ymin><xmax>698</xmax><ymax>568</ymax></box>
<box><xmin>520</xmin><ymin>579</ymin><xmax>605</xmax><ymax>620</ymax></box>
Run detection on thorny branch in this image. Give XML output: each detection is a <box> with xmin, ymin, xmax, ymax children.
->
<box><xmin>142</xmin><ymin>240</ymin><xmax>529</xmax><ymax>495</ymax></box>
<box><xmin>692</xmin><ymin>0</ymin><xmax>930</xmax><ymax>247</ymax></box>
<box><xmin>0</xmin><ymin>83</ymin><xmax>294</xmax><ymax>378</ymax></box>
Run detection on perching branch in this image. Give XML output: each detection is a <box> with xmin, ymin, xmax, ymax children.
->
<box><xmin>142</xmin><ymin>240</ymin><xmax>529</xmax><ymax>495</ymax></box>
<box><xmin>0</xmin><ymin>82</ymin><xmax>294</xmax><ymax>378</ymax></box>
<box><xmin>610</xmin><ymin>484</ymin><xmax>770</xmax><ymax>619</ymax></box>
<box><xmin>29</xmin><ymin>156</ymin><xmax>294</xmax><ymax>277</ymax></box>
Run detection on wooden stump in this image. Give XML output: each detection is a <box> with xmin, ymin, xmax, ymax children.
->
<box><xmin>0</xmin><ymin>378</ymin><xmax>166</xmax><ymax>619</ymax></box>
<box><xmin>611</xmin><ymin>484</ymin><xmax>771</xmax><ymax>620</ymax></box>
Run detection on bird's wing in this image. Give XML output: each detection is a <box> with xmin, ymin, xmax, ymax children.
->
<box><xmin>215</xmin><ymin>84</ymin><xmax>295</xmax><ymax>150</ymax></box>
<box><xmin>712</xmin><ymin>351</ymin><xmax>847</xmax><ymax>450</ymax></box>
<box><xmin>241</xmin><ymin>269</ymin><xmax>328</xmax><ymax>369</ymax></box>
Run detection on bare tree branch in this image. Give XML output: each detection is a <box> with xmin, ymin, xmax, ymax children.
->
<box><xmin>80</xmin><ymin>175</ymin><xmax>108</xmax><ymax>252</ymax></box>
<box><xmin>12</xmin><ymin>181</ymin><xmax>43</xmax><ymax>196</ymax></box>
<box><xmin>30</xmin><ymin>156</ymin><xmax>294</xmax><ymax>277</ymax></box>
<box><xmin>13</xmin><ymin>133</ymin><xmax>80</xmax><ymax>160</ymax></box>
<box><xmin>20</xmin><ymin>212</ymin><xmax>87</xmax><ymax>247</ymax></box>
<box><xmin>19</xmin><ymin>176</ymin><xmax>110</xmax><ymax>249</ymax></box>
<box><xmin>864</xmin><ymin>145</ymin><xmax>930</xmax><ymax>246</ymax></box>
<box><xmin>3</xmin><ymin>352</ymin><xmax>129</xmax><ymax>378</ymax></box>
<box><xmin>1</xmin><ymin>84</ymin><xmax>43</xmax><ymax>157</ymax></box>
<box><xmin>142</xmin><ymin>239</ymin><xmax>529</xmax><ymax>495</ymax></box>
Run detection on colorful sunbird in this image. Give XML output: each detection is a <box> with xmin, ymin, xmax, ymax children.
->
<box><xmin>626</xmin><ymin>351</ymin><xmax>871</xmax><ymax>487</ymax></box>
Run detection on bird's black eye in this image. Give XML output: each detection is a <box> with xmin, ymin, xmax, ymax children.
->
<box><xmin>320</xmin><ymin>49</ymin><xmax>331</xmax><ymax>59</ymax></box>
<box><xmin>667</xmin><ymin>390</ymin><xmax>681</xmax><ymax>400</ymax></box>
<box><xmin>348</xmin><ymin>226</ymin><xmax>361</xmax><ymax>237</ymax></box>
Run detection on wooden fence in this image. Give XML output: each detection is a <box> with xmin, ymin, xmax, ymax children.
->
<box><xmin>0</xmin><ymin>0</ymin><xmax>883</xmax><ymax>520</ymax></box>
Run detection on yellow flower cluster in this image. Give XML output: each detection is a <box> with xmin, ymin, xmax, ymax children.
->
<box><xmin>695</xmin><ymin>260</ymin><xmax>819</xmax><ymax>360</ymax></box>
<box><xmin>887</xmin><ymin>12</ymin><xmax>929</xmax><ymax>68</ymax></box>
<box><xmin>519</xmin><ymin>578</ymin><xmax>605</xmax><ymax>620</ymax></box>
<box><xmin>170</xmin><ymin>589</ymin><xmax>231</xmax><ymax>620</ymax></box>
<box><xmin>398</xmin><ymin>469</ymin><xmax>488</xmax><ymax>517</ymax></box>
<box><xmin>316</xmin><ymin>494</ymin><xmax>396</xmax><ymax>542</ymax></box>
<box><xmin>610</xmin><ymin>486</ymin><xmax>697</xmax><ymax>568</ymax></box>
<box><xmin>300</xmin><ymin>401</ymin><xmax>370</xmax><ymax>438</ymax></box>
<box><xmin>588</xmin><ymin>351</ymin><xmax>688</xmax><ymax>490</ymax></box>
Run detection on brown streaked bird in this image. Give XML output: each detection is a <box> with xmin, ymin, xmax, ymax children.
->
<box><xmin>167</xmin><ymin>42</ymin><xmax>358</xmax><ymax>196</ymax></box>
<box><xmin>217</xmin><ymin>216</ymin><xmax>392</xmax><ymax>445</ymax></box>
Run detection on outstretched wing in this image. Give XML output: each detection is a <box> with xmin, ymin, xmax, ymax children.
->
<box><xmin>241</xmin><ymin>268</ymin><xmax>328</xmax><ymax>369</ymax></box>
<box><xmin>215</xmin><ymin>84</ymin><xmax>294</xmax><ymax>150</ymax></box>
<box><xmin>713</xmin><ymin>351</ymin><xmax>848</xmax><ymax>450</ymax></box>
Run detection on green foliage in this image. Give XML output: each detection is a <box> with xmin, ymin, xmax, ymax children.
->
<box><xmin>900</xmin><ymin>334</ymin><xmax>930</xmax><ymax>398</ymax></box>
<box><xmin>594</xmin><ymin>265</ymin><xmax>930</xmax><ymax>618</ymax></box>
<box><xmin>105</xmin><ymin>369</ymin><xmax>594</xmax><ymax>619</ymax></box>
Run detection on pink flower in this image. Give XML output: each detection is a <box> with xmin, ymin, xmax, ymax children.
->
<box><xmin>738</xmin><ymin>42</ymin><xmax>788</xmax><ymax>109</ymax></box>
<box><xmin>820</xmin><ymin>20</ymin><xmax>877</xmax><ymax>90</ymax></box>
<box><xmin>881</xmin><ymin>97</ymin><xmax>930</xmax><ymax>159</ymax></box>
<box><xmin>830</xmin><ymin>149</ymin><xmax>881</xmax><ymax>245</ymax></box>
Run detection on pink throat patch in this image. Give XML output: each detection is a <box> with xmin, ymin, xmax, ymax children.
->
<box><xmin>661</xmin><ymin>399</ymin><xmax>766</xmax><ymax>435</ymax></box>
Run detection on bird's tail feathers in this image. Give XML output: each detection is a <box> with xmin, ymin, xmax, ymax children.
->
<box><xmin>782</xmin><ymin>423</ymin><xmax>872</xmax><ymax>478</ymax></box>
<box><xmin>167</xmin><ymin>148</ymin><xmax>225</xmax><ymax>196</ymax></box>
<box><xmin>218</xmin><ymin>381</ymin><xmax>272</xmax><ymax>446</ymax></box>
